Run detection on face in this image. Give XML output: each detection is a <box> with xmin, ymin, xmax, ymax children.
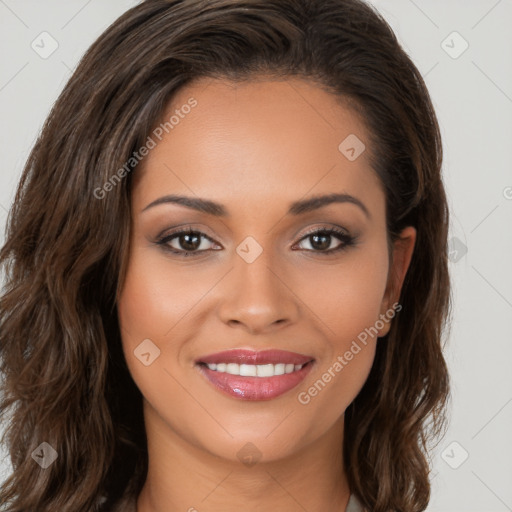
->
<box><xmin>117</xmin><ymin>77</ymin><xmax>415</xmax><ymax>464</ymax></box>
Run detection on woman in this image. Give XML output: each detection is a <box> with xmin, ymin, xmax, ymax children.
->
<box><xmin>0</xmin><ymin>1</ymin><xmax>451</xmax><ymax>511</ymax></box>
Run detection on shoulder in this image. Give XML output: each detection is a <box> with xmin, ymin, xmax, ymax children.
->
<box><xmin>346</xmin><ymin>493</ymin><xmax>367</xmax><ymax>512</ymax></box>
<box><xmin>95</xmin><ymin>492</ymin><xmax>137</xmax><ymax>512</ymax></box>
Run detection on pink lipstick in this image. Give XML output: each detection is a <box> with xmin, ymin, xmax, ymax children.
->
<box><xmin>195</xmin><ymin>349</ymin><xmax>314</xmax><ymax>400</ymax></box>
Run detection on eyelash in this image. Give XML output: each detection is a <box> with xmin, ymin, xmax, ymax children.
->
<box><xmin>155</xmin><ymin>226</ymin><xmax>357</xmax><ymax>258</ymax></box>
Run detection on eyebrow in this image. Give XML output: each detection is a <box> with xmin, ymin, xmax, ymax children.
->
<box><xmin>141</xmin><ymin>192</ymin><xmax>370</xmax><ymax>219</ymax></box>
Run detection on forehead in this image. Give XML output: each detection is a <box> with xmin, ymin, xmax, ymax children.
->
<box><xmin>133</xmin><ymin>77</ymin><xmax>384</xmax><ymax>217</ymax></box>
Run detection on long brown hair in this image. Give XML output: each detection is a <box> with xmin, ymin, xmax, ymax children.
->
<box><xmin>0</xmin><ymin>1</ymin><xmax>451</xmax><ymax>510</ymax></box>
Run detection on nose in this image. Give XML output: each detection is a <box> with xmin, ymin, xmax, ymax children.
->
<box><xmin>217</xmin><ymin>248</ymin><xmax>300</xmax><ymax>335</ymax></box>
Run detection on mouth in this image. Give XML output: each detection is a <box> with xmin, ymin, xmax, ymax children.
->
<box><xmin>195</xmin><ymin>349</ymin><xmax>315</xmax><ymax>401</ymax></box>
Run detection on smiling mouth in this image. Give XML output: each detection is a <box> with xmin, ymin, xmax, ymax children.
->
<box><xmin>195</xmin><ymin>349</ymin><xmax>315</xmax><ymax>400</ymax></box>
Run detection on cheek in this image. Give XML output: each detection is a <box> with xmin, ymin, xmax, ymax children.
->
<box><xmin>117</xmin><ymin>247</ymin><xmax>213</xmax><ymax>343</ymax></box>
<box><xmin>116</xmin><ymin>247</ymin><xmax>223</xmax><ymax>405</ymax></box>
<box><xmin>116</xmin><ymin>249</ymin><xmax>185</xmax><ymax>388</ymax></box>
<box><xmin>116</xmin><ymin>250</ymin><xmax>209</xmax><ymax>440</ymax></box>
<box><xmin>293</xmin><ymin>243</ymin><xmax>388</xmax><ymax>410</ymax></box>
<box><xmin>298</xmin><ymin>242</ymin><xmax>389</xmax><ymax>345</ymax></box>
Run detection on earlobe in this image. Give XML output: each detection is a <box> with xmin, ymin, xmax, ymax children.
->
<box><xmin>377</xmin><ymin>226</ymin><xmax>417</xmax><ymax>337</ymax></box>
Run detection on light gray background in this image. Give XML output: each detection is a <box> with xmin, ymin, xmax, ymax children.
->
<box><xmin>1</xmin><ymin>1</ymin><xmax>511</xmax><ymax>511</ymax></box>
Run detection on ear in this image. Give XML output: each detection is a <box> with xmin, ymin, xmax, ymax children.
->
<box><xmin>377</xmin><ymin>226</ymin><xmax>416</xmax><ymax>337</ymax></box>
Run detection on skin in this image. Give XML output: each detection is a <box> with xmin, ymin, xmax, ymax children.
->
<box><xmin>117</xmin><ymin>77</ymin><xmax>416</xmax><ymax>512</ymax></box>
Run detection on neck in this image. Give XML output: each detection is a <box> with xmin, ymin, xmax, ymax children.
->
<box><xmin>136</xmin><ymin>399</ymin><xmax>351</xmax><ymax>512</ymax></box>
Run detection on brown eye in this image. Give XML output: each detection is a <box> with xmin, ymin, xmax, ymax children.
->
<box><xmin>176</xmin><ymin>232</ymin><xmax>201</xmax><ymax>251</ymax></box>
<box><xmin>308</xmin><ymin>232</ymin><xmax>335</xmax><ymax>251</ymax></box>
<box><xmin>294</xmin><ymin>228</ymin><xmax>356</xmax><ymax>255</ymax></box>
<box><xmin>157</xmin><ymin>229</ymin><xmax>220</xmax><ymax>256</ymax></box>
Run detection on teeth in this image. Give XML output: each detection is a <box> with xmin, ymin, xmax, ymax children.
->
<box><xmin>226</xmin><ymin>363</ymin><xmax>239</xmax><ymax>375</ymax></box>
<box><xmin>205</xmin><ymin>362</ymin><xmax>306</xmax><ymax>376</ymax></box>
<box><xmin>274</xmin><ymin>363</ymin><xmax>285</xmax><ymax>376</ymax></box>
<box><xmin>240</xmin><ymin>364</ymin><xmax>256</xmax><ymax>376</ymax></box>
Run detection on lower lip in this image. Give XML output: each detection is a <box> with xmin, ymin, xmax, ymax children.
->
<box><xmin>197</xmin><ymin>362</ymin><xmax>314</xmax><ymax>400</ymax></box>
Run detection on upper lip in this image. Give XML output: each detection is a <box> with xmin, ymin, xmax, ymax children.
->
<box><xmin>196</xmin><ymin>349</ymin><xmax>314</xmax><ymax>366</ymax></box>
